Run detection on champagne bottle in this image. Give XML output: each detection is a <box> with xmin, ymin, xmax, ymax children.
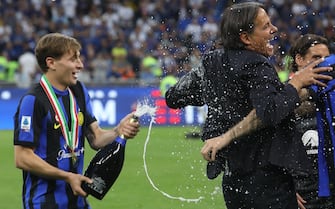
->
<box><xmin>82</xmin><ymin>116</ymin><xmax>138</xmax><ymax>200</ymax></box>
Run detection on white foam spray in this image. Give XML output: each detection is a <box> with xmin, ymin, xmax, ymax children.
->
<box><xmin>136</xmin><ymin>99</ymin><xmax>204</xmax><ymax>203</ymax></box>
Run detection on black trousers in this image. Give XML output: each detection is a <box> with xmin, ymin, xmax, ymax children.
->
<box><xmin>222</xmin><ymin>166</ymin><xmax>297</xmax><ymax>209</ymax></box>
<box><xmin>294</xmin><ymin>167</ymin><xmax>335</xmax><ymax>209</ymax></box>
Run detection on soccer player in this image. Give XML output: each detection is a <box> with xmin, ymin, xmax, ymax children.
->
<box><xmin>13</xmin><ymin>33</ymin><xmax>140</xmax><ymax>209</ymax></box>
<box><xmin>287</xmin><ymin>34</ymin><xmax>335</xmax><ymax>209</ymax></box>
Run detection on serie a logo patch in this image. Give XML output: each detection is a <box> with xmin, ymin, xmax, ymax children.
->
<box><xmin>20</xmin><ymin>116</ymin><xmax>31</xmax><ymax>131</ymax></box>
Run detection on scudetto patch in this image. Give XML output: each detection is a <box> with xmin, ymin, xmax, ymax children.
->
<box><xmin>20</xmin><ymin>116</ymin><xmax>31</xmax><ymax>131</ymax></box>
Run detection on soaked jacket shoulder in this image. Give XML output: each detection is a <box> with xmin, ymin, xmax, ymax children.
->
<box><xmin>165</xmin><ymin>47</ymin><xmax>227</xmax><ymax>109</ymax></box>
<box><xmin>227</xmin><ymin>50</ymin><xmax>273</xmax><ymax>78</ymax></box>
<box><xmin>165</xmin><ymin>60</ymin><xmax>207</xmax><ymax>109</ymax></box>
<box><xmin>202</xmin><ymin>48</ymin><xmax>226</xmax><ymax>68</ymax></box>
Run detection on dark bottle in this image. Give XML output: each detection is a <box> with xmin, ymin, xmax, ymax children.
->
<box><xmin>82</xmin><ymin>136</ymin><xmax>126</xmax><ymax>200</ymax></box>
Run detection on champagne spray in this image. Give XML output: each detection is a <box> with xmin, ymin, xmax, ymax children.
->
<box><xmin>82</xmin><ymin>100</ymin><xmax>156</xmax><ymax>200</ymax></box>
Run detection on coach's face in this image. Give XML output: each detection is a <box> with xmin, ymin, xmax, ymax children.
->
<box><xmin>241</xmin><ymin>8</ymin><xmax>278</xmax><ymax>57</ymax></box>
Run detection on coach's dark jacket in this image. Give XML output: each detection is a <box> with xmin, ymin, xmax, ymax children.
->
<box><xmin>166</xmin><ymin>48</ymin><xmax>310</xmax><ymax>174</ymax></box>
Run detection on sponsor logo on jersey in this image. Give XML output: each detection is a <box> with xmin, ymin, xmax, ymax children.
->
<box><xmin>54</xmin><ymin>123</ymin><xmax>61</xmax><ymax>129</ymax></box>
<box><xmin>54</xmin><ymin>115</ymin><xmax>61</xmax><ymax>129</ymax></box>
<box><xmin>57</xmin><ymin>147</ymin><xmax>84</xmax><ymax>161</ymax></box>
<box><xmin>301</xmin><ymin>130</ymin><xmax>318</xmax><ymax>155</ymax></box>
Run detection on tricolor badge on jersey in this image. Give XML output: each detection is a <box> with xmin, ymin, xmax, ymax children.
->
<box><xmin>20</xmin><ymin>116</ymin><xmax>31</xmax><ymax>131</ymax></box>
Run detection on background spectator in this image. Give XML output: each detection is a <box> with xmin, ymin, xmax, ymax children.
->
<box><xmin>16</xmin><ymin>43</ymin><xmax>39</xmax><ymax>88</ymax></box>
<box><xmin>1</xmin><ymin>0</ymin><xmax>335</xmax><ymax>87</ymax></box>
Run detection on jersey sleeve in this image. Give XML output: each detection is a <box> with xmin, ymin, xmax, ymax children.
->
<box><xmin>14</xmin><ymin>95</ymin><xmax>41</xmax><ymax>147</ymax></box>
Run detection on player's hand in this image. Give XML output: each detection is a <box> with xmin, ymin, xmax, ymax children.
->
<box><xmin>66</xmin><ymin>172</ymin><xmax>92</xmax><ymax>196</ymax></box>
<box><xmin>117</xmin><ymin>113</ymin><xmax>140</xmax><ymax>139</ymax></box>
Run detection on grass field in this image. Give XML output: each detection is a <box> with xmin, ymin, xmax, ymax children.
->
<box><xmin>0</xmin><ymin>126</ymin><xmax>226</xmax><ymax>209</ymax></box>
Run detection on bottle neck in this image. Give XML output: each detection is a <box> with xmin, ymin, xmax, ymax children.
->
<box><xmin>115</xmin><ymin>136</ymin><xmax>127</xmax><ymax>146</ymax></box>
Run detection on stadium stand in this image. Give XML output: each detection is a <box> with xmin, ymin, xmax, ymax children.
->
<box><xmin>0</xmin><ymin>0</ymin><xmax>335</xmax><ymax>87</ymax></box>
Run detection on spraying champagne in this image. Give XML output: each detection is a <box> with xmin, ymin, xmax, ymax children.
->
<box><xmin>82</xmin><ymin>101</ymin><xmax>156</xmax><ymax>200</ymax></box>
<box><xmin>81</xmin><ymin>116</ymin><xmax>137</xmax><ymax>200</ymax></box>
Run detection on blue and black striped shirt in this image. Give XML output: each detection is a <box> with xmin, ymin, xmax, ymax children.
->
<box><xmin>14</xmin><ymin>81</ymin><xmax>96</xmax><ymax>209</ymax></box>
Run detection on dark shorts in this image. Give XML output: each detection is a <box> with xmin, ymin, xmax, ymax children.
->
<box><xmin>222</xmin><ymin>166</ymin><xmax>297</xmax><ymax>209</ymax></box>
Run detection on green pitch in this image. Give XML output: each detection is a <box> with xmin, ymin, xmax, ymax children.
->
<box><xmin>0</xmin><ymin>127</ymin><xmax>226</xmax><ymax>209</ymax></box>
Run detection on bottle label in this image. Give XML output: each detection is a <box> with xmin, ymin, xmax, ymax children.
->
<box><xmin>88</xmin><ymin>176</ymin><xmax>106</xmax><ymax>194</ymax></box>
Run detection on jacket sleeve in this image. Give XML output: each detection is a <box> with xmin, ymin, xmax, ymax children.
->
<box><xmin>246</xmin><ymin>62</ymin><xmax>300</xmax><ymax>126</ymax></box>
<box><xmin>165</xmin><ymin>65</ymin><xmax>205</xmax><ymax>109</ymax></box>
<box><xmin>233</xmin><ymin>52</ymin><xmax>300</xmax><ymax>126</ymax></box>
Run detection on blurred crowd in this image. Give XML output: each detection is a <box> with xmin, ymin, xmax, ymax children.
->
<box><xmin>0</xmin><ymin>0</ymin><xmax>335</xmax><ymax>88</ymax></box>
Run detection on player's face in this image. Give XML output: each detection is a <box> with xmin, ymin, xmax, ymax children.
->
<box><xmin>296</xmin><ymin>44</ymin><xmax>330</xmax><ymax>70</ymax></box>
<box><xmin>244</xmin><ymin>8</ymin><xmax>278</xmax><ymax>57</ymax></box>
<box><xmin>53</xmin><ymin>50</ymin><xmax>83</xmax><ymax>89</ymax></box>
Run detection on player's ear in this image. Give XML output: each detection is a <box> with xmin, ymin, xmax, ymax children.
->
<box><xmin>45</xmin><ymin>57</ymin><xmax>56</xmax><ymax>72</ymax></box>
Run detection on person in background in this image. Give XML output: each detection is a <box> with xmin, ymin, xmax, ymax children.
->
<box><xmin>13</xmin><ymin>33</ymin><xmax>140</xmax><ymax>209</ymax></box>
<box><xmin>286</xmin><ymin>34</ymin><xmax>335</xmax><ymax>209</ymax></box>
<box><xmin>139</xmin><ymin>54</ymin><xmax>162</xmax><ymax>84</ymax></box>
<box><xmin>16</xmin><ymin>43</ymin><xmax>39</xmax><ymax>88</ymax></box>
<box><xmin>90</xmin><ymin>50</ymin><xmax>111</xmax><ymax>84</ymax></box>
<box><xmin>159</xmin><ymin>65</ymin><xmax>177</xmax><ymax>97</ymax></box>
<box><xmin>166</xmin><ymin>2</ymin><xmax>333</xmax><ymax>209</ymax></box>
<box><xmin>0</xmin><ymin>50</ymin><xmax>9</xmax><ymax>81</ymax></box>
<box><xmin>109</xmin><ymin>41</ymin><xmax>136</xmax><ymax>81</ymax></box>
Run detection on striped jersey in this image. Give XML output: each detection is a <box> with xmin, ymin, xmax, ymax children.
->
<box><xmin>14</xmin><ymin>81</ymin><xmax>96</xmax><ymax>209</ymax></box>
